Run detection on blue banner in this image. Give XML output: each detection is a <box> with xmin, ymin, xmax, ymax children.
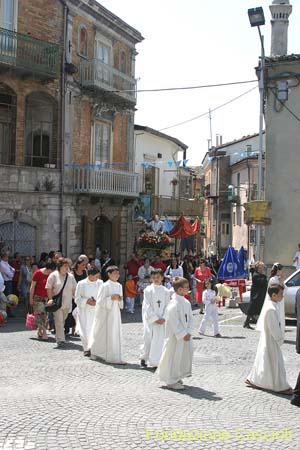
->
<box><xmin>217</xmin><ymin>246</ymin><xmax>245</xmax><ymax>280</ymax></box>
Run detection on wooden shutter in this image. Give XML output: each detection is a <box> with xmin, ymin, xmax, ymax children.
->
<box><xmin>82</xmin><ymin>215</ymin><xmax>95</xmax><ymax>256</ymax></box>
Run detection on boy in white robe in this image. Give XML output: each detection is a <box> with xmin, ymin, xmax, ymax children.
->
<box><xmin>157</xmin><ymin>276</ymin><xmax>195</xmax><ymax>390</ymax></box>
<box><xmin>75</xmin><ymin>267</ymin><xmax>103</xmax><ymax>357</ymax></box>
<box><xmin>246</xmin><ymin>285</ymin><xmax>292</xmax><ymax>395</ymax></box>
<box><xmin>140</xmin><ymin>269</ymin><xmax>170</xmax><ymax>368</ymax></box>
<box><xmin>89</xmin><ymin>265</ymin><xmax>126</xmax><ymax>365</ymax></box>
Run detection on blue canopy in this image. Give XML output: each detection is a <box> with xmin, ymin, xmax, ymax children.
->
<box><xmin>237</xmin><ymin>246</ymin><xmax>248</xmax><ymax>278</ymax></box>
<box><xmin>217</xmin><ymin>246</ymin><xmax>245</xmax><ymax>280</ymax></box>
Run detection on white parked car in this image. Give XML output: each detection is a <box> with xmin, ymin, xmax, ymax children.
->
<box><xmin>241</xmin><ymin>269</ymin><xmax>300</xmax><ymax>317</ymax></box>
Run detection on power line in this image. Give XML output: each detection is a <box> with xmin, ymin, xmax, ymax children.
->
<box><xmin>136</xmin><ymin>79</ymin><xmax>257</xmax><ymax>93</ymax></box>
<box><xmin>158</xmin><ymin>85</ymin><xmax>258</xmax><ymax>132</ymax></box>
<box><xmin>113</xmin><ymin>79</ymin><xmax>257</xmax><ymax>94</ymax></box>
<box><xmin>270</xmin><ymin>88</ymin><xmax>300</xmax><ymax>124</ymax></box>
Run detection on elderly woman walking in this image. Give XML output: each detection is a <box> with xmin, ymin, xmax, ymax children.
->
<box><xmin>46</xmin><ymin>258</ymin><xmax>77</xmax><ymax>348</ymax></box>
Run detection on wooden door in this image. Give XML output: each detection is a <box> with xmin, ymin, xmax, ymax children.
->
<box><xmin>82</xmin><ymin>215</ymin><xmax>95</xmax><ymax>256</ymax></box>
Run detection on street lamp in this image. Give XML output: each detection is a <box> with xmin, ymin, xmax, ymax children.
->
<box><xmin>247</xmin><ymin>6</ymin><xmax>265</xmax><ymax>261</ymax></box>
<box><xmin>248</xmin><ymin>7</ymin><xmax>265</xmax><ymax>27</ymax></box>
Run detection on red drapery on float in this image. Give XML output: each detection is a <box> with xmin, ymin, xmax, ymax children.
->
<box><xmin>169</xmin><ymin>215</ymin><xmax>199</xmax><ymax>238</ymax></box>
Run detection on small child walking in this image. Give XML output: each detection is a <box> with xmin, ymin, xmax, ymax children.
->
<box><xmin>246</xmin><ymin>285</ymin><xmax>292</xmax><ymax>395</ymax></box>
<box><xmin>140</xmin><ymin>269</ymin><xmax>170</xmax><ymax>368</ymax></box>
<box><xmin>157</xmin><ymin>276</ymin><xmax>195</xmax><ymax>390</ymax></box>
<box><xmin>199</xmin><ymin>278</ymin><xmax>221</xmax><ymax>338</ymax></box>
<box><xmin>125</xmin><ymin>274</ymin><xmax>136</xmax><ymax>314</ymax></box>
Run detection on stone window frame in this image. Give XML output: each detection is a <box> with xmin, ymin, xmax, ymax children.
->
<box><xmin>24</xmin><ymin>91</ymin><xmax>58</xmax><ymax>169</ymax></box>
<box><xmin>93</xmin><ymin>118</ymin><xmax>112</xmax><ymax>168</ymax></box>
<box><xmin>78</xmin><ymin>24</ymin><xmax>88</xmax><ymax>58</ymax></box>
<box><xmin>0</xmin><ymin>83</ymin><xmax>17</xmax><ymax>165</ymax></box>
<box><xmin>0</xmin><ymin>0</ymin><xmax>18</xmax><ymax>31</ymax></box>
<box><xmin>119</xmin><ymin>50</ymin><xmax>127</xmax><ymax>74</ymax></box>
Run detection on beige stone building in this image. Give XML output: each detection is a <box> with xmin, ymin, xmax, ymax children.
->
<box><xmin>264</xmin><ymin>0</ymin><xmax>299</xmax><ymax>271</ymax></box>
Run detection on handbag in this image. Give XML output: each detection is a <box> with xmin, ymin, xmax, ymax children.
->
<box><xmin>26</xmin><ymin>307</ymin><xmax>37</xmax><ymax>330</ymax></box>
<box><xmin>45</xmin><ymin>273</ymin><xmax>68</xmax><ymax>313</ymax></box>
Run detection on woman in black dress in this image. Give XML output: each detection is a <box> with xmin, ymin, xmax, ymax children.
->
<box><xmin>243</xmin><ymin>261</ymin><xmax>268</xmax><ymax>329</ymax></box>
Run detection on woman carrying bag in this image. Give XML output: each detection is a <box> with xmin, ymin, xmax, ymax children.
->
<box><xmin>29</xmin><ymin>261</ymin><xmax>56</xmax><ymax>340</ymax></box>
<box><xmin>46</xmin><ymin>258</ymin><xmax>77</xmax><ymax>348</ymax></box>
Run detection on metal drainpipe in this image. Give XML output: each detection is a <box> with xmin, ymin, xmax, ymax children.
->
<box><xmin>59</xmin><ymin>0</ymin><xmax>67</xmax><ymax>253</ymax></box>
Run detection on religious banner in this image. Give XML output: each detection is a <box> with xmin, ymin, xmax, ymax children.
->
<box><xmin>243</xmin><ymin>201</ymin><xmax>272</xmax><ymax>225</ymax></box>
<box><xmin>133</xmin><ymin>195</ymin><xmax>151</xmax><ymax>220</ymax></box>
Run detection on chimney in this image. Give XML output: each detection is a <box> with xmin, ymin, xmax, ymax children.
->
<box><xmin>270</xmin><ymin>0</ymin><xmax>293</xmax><ymax>57</ymax></box>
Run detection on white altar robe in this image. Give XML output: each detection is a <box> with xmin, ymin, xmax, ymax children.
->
<box><xmin>157</xmin><ymin>293</ymin><xmax>194</xmax><ymax>385</ymax></box>
<box><xmin>75</xmin><ymin>278</ymin><xmax>103</xmax><ymax>351</ymax></box>
<box><xmin>89</xmin><ymin>280</ymin><xmax>124</xmax><ymax>363</ymax></box>
<box><xmin>140</xmin><ymin>284</ymin><xmax>170</xmax><ymax>367</ymax></box>
<box><xmin>248</xmin><ymin>297</ymin><xmax>290</xmax><ymax>392</ymax></box>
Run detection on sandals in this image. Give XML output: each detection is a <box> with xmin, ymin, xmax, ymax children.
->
<box><xmin>37</xmin><ymin>331</ymin><xmax>43</xmax><ymax>340</ymax></box>
<box><xmin>278</xmin><ymin>388</ymin><xmax>293</xmax><ymax>396</ymax></box>
<box><xmin>245</xmin><ymin>379</ymin><xmax>293</xmax><ymax>395</ymax></box>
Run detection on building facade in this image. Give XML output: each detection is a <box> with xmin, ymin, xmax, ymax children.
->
<box><xmin>230</xmin><ymin>155</ymin><xmax>265</xmax><ymax>262</ymax></box>
<box><xmin>134</xmin><ymin>125</ymin><xmax>204</xmax><ymax>253</ymax></box>
<box><xmin>134</xmin><ymin>125</ymin><xmax>203</xmax><ymax>219</ymax></box>
<box><xmin>0</xmin><ymin>0</ymin><xmax>143</xmax><ymax>266</ymax></box>
<box><xmin>0</xmin><ymin>0</ymin><xmax>64</xmax><ymax>257</ymax></box>
<box><xmin>264</xmin><ymin>0</ymin><xmax>299</xmax><ymax>271</ymax></box>
<box><xmin>202</xmin><ymin>134</ymin><xmax>265</xmax><ymax>258</ymax></box>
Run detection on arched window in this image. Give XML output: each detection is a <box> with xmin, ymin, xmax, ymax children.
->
<box><xmin>119</xmin><ymin>50</ymin><xmax>127</xmax><ymax>74</ymax></box>
<box><xmin>0</xmin><ymin>84</ymin><xmax>16</xmax><ymax>165</ymax></box>
<box><xmin>78</xmin><ymin>26</ymin><xmax>88</xmax><ymax>57</ymax></box>
<box><xmin>25</xmin><ymin>92</ymin><xmax>57</xmax><ymax>168</ymax></box>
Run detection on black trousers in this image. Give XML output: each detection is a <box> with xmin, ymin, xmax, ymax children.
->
<box><xmin>291</xmin><ymin>372</ymin><xmax>300</xmax><ymax>406</ymax></box>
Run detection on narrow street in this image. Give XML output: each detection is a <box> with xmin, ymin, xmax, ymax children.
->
<box><xmin>1</xmin><ymin>305</ymin><xmax>299</xmax><ymax>450</ymax></box>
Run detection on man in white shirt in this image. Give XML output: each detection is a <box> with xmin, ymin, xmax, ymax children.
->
<box><xmin>293</xmin><ymin>244</ymin><xmax>300</xmax><ymax>270</ymax></box>
<box><xmin>0</xmin><ymin>252</ymin><xmax>15</xmax><ymax>296</ymax></box>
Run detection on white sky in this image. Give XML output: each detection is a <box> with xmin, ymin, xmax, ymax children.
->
<box><xmin>98</xmin><ymin>0</ymin><xmax>300</xmax><ymax>165</ymax></box>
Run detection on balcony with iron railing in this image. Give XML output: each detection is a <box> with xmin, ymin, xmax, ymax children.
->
<box><xmin>70</xmin><ymin>166</ymin><xmax>139</xmax><ymax>198</ymax></box>
<box><xmin>80</xmin><ymin>59</ymin><xmax>136</xmax><ymax>104</ymax></box>
<box><xmin>0</xmin><ymin>27</ymin><xmax>60</xmax><ymax>78</ymax></box>
<box><xmin>151</xmin><ymin>195</ymin><xmax>204</xmax><ymax>217</ymax></box>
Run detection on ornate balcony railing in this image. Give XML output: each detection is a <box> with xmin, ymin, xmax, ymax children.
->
<box><xmin>72</xmin><ymin>167</ymin><xmax>139</xmax><ymax>198</ymax></box>
<box><xmin>0</xmin><ymin>27</ymin><xmax>59</xmax><ymax>78</ymax></box>
<box><xmin>80</xmin><ymin>59</ymin><xmax>136</xmax><ymax>103</ymax></box>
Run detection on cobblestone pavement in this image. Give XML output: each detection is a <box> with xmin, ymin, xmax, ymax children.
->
<box><xmin>1</xmin><ymin>303</ymin><xmax>299</xmax><ymax>450</ymax></box>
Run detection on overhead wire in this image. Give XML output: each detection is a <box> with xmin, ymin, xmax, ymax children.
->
<box><xmin>270</xmin><ymin>87</ymin><xmax>300</xmax><ymax>124</ymax></box>
<box><xmin>134</xmin><ymin>79</ymin><xmax>257</xmax><ymax>93</ymax></box>
<box><xmin>158</xmin><ymin>85</ymin><xmax>258</xmax><ymax>132</ymax></box>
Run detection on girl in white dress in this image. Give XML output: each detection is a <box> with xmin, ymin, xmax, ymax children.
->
<box><xmin>199</xmin><ymin>278</ymin><xmax>221</xmax><ymax>338</ymax></box>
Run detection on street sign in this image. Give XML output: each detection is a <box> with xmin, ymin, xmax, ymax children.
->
<box><xmin>243</xmin><ymin>201</ymin><xmax>272</xmax><ymax>225</ymax></box>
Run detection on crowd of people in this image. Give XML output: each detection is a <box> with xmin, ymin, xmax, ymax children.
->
<box><xmin>0</xmin><ymin>247</ymin><xmax>299</xmax><ymax>407</ymax></box>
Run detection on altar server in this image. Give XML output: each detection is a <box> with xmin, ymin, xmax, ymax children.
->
<box><xmin>246</xmin><ymin>285</ymin><xmax>292</xmax><ymax>395</ymax></box>
<box><xmin>140</xmin><ymin>269</ymin><xmax>170</xmax><ymax>368</ymax></box>
<box><xmin>157</xmin><ymin>277</ymin><xmax>195</xmax><ymax>390</ymax></box>
<box><xmin>75</xmin><ymin>267</ymin><xmax>103</xmax><ymax>357</ymax></box>
<box><xmin>89</xmin><ymin>266</ymin><xmax>126</xmax><ymax>364</ymax></box>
